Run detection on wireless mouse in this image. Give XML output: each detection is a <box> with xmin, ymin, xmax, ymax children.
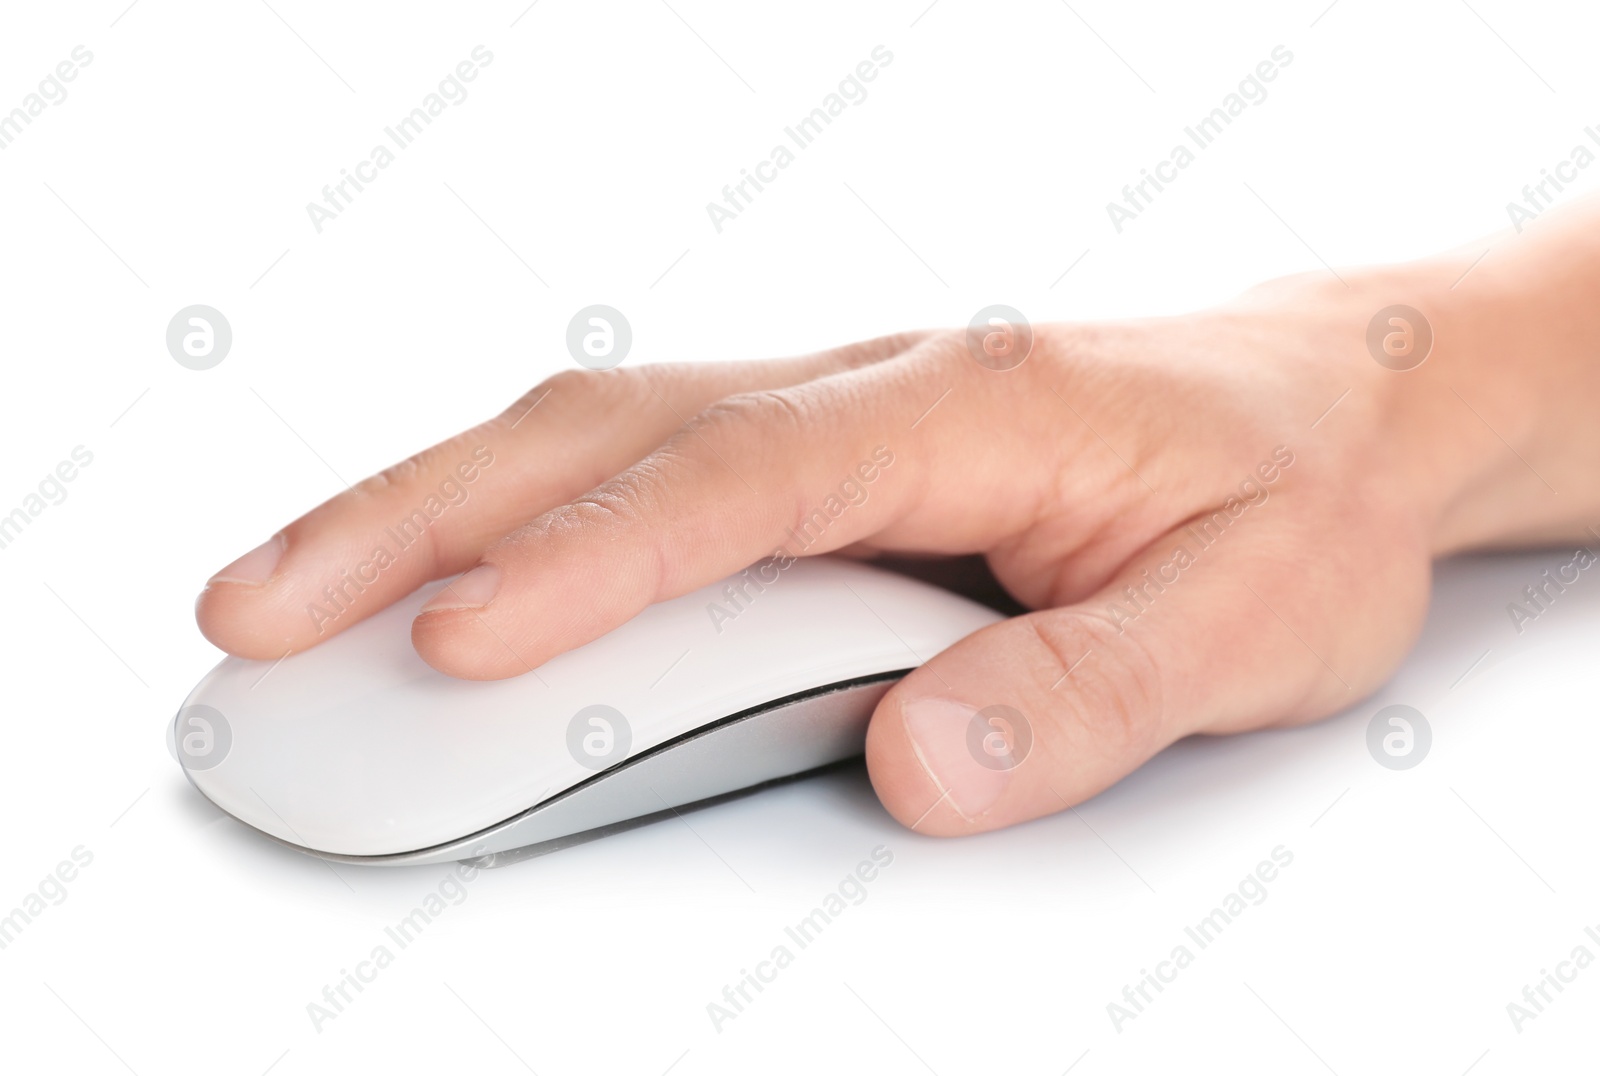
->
<box><xmin>172</xmin><ymin>556</ymin><xmax>1004</xmax><ymax>866</ymax></box>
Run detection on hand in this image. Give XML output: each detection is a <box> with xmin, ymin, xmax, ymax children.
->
<box><xmin>195</xmin><ymin>208</ymin><xmax>1600</xmax><ymax>836</ymax></box>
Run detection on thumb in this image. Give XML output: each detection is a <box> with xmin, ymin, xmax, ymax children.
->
<box><xmin>863</xmin><ymin>526</ymin><xmax>1422</xmax><ymax>835</ymax></box>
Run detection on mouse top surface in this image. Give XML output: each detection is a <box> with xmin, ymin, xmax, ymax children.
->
<box><xmin>175</xmin><ymin>556</ymin><xmax>1004</xmax><ymax>858</ymax></box>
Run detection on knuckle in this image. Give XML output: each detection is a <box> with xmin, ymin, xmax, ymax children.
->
<box><xmin>579</xmin><ymin>459</ymin><xmax>673</xmax><ymax>523</ymax></box>
<box><xmin>537</xmin><ymin>367</ymin><xmax>613</xmax><ymax>400</ymax></box>
<box><xmin>353</xmin><ymin>456</ymin><xmax>422</xmax><ymax>497</ymax></box>
<box><xmin>894</xmin><ymin>329</ymin><xmax>982</xmax><ymax>379</ymax></box>
<box><xmin>827</xmin><ymin>330</ymin><xmax>930</xmax><ymax>369</ymax></box>
<box><xmin>501</xmin><ymin>367</ymin><xmax>639</xmax><ymax>425</ymax></box>
<box><xmin>693</xmin><ymin>387</ymin><xmax>812</xmax><ymax>443</ymax></box>
<box><xmin>1020</xmin><ymin>609</ymin><xmax>1166</xmax><ymax>757</ymax></box>
<box><xmin>913</xmin><ymin>329</ymin><xmax>969</xmax><ymax>367</ymax></box>
<box><xmin>351</xmin><ymin>437</ymin><xmax>467</xmax><ymax>500</ymax></box>
<box><xmin>540</xmin><ymin>463</ymin><xmax>676</xmax><ymax>592</ymax></box>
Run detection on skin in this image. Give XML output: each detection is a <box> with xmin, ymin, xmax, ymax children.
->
<box><xmin>196</xmin><ymin>195</ymin><xmax>1600</xmax><ymax>837</ymax></box>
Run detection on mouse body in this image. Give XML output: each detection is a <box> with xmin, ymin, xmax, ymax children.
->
<box><xmin>174</xmin><ymin>556</ymin><xmax>1004</xmax><ymax>865</ymax></box>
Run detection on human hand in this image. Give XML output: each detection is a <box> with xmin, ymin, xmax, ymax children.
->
<box><xmin>195</xmin><ymin>222</ymin><xmax>1600</xmax><ymax>835</ymax></box>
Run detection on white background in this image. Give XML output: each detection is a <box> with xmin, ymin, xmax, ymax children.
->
<box><xmin>2</xmin><ymin>0</ymin><xmax>1599</xmax><ymax>1072</ymax></box>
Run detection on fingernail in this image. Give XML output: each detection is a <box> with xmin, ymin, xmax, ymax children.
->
<box><xmin>901</xmin><ymin>695</ymin><xmax>1014</xmax><ymax>821</ymax></box>
<box><xmin>208</xmin><ymin>535</ymin><xmax>285</xmax><ymax>587</ymax></box>
<box><xmin>420</xmin><ymin>564</ymin><xmax>501</xmax><ymax>613</ymax></box>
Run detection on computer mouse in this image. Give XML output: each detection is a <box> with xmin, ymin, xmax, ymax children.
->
<box><xmin>172</xmin><ymin>556</ymin><xmax>1004</xmax><ymax>866</ymax></box>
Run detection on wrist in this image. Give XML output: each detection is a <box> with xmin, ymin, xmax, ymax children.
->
<box><xmin>1338</xmin><ymin>216</ymin><xmax>1600</xmax><ymax>555</ymax></box>
<box><xmin>1425</xmin><ymin>221</ymin><xmax>1600</xmax><ymax>553</ymax></box>
<box><xmin>1364</xmin><ymin>258</ymin><xmax>1527</xmax><ymax>555</ymax></box>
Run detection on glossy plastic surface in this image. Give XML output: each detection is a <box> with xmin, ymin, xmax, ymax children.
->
<box><xmin>175</xmin><ymin>557</ymin><xmax>1004</xmax><ymax>858</ymax></box>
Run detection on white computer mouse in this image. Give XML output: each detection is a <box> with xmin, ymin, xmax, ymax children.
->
<box><xmin>172</xmin><ymin>556</ymin><xmax>1004</xmax><ymax>866</ymax></box>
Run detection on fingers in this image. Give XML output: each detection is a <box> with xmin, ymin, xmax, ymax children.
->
<box><xmin>410</xmin><ymin>336</ymin><xmax>1065</xmax><ymax>679</ymax></box>
<box><xmin>863</xmin><ymin>512</ymin><xmax>1431</xmax><ymax>835</ymax></box>
<box><xmin>196</xmin><ymin>333</ymin><xmax>926</xmax><ymax>660</ymax></box>
<box><xmin>409</xmin><ymin>363</ymin><xmax>914</xmax><ymax>678</ymax></box>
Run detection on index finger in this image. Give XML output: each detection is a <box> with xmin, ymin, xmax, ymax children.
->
<box><xmin>196</xmin><ymin>336</ymin><xmax>926</xmax><ymax>660</ymax></box>
<box><xmin>410</xmin><ymin>338</ymin><xmax>1062</xmax><ymax>679</ymax></box>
